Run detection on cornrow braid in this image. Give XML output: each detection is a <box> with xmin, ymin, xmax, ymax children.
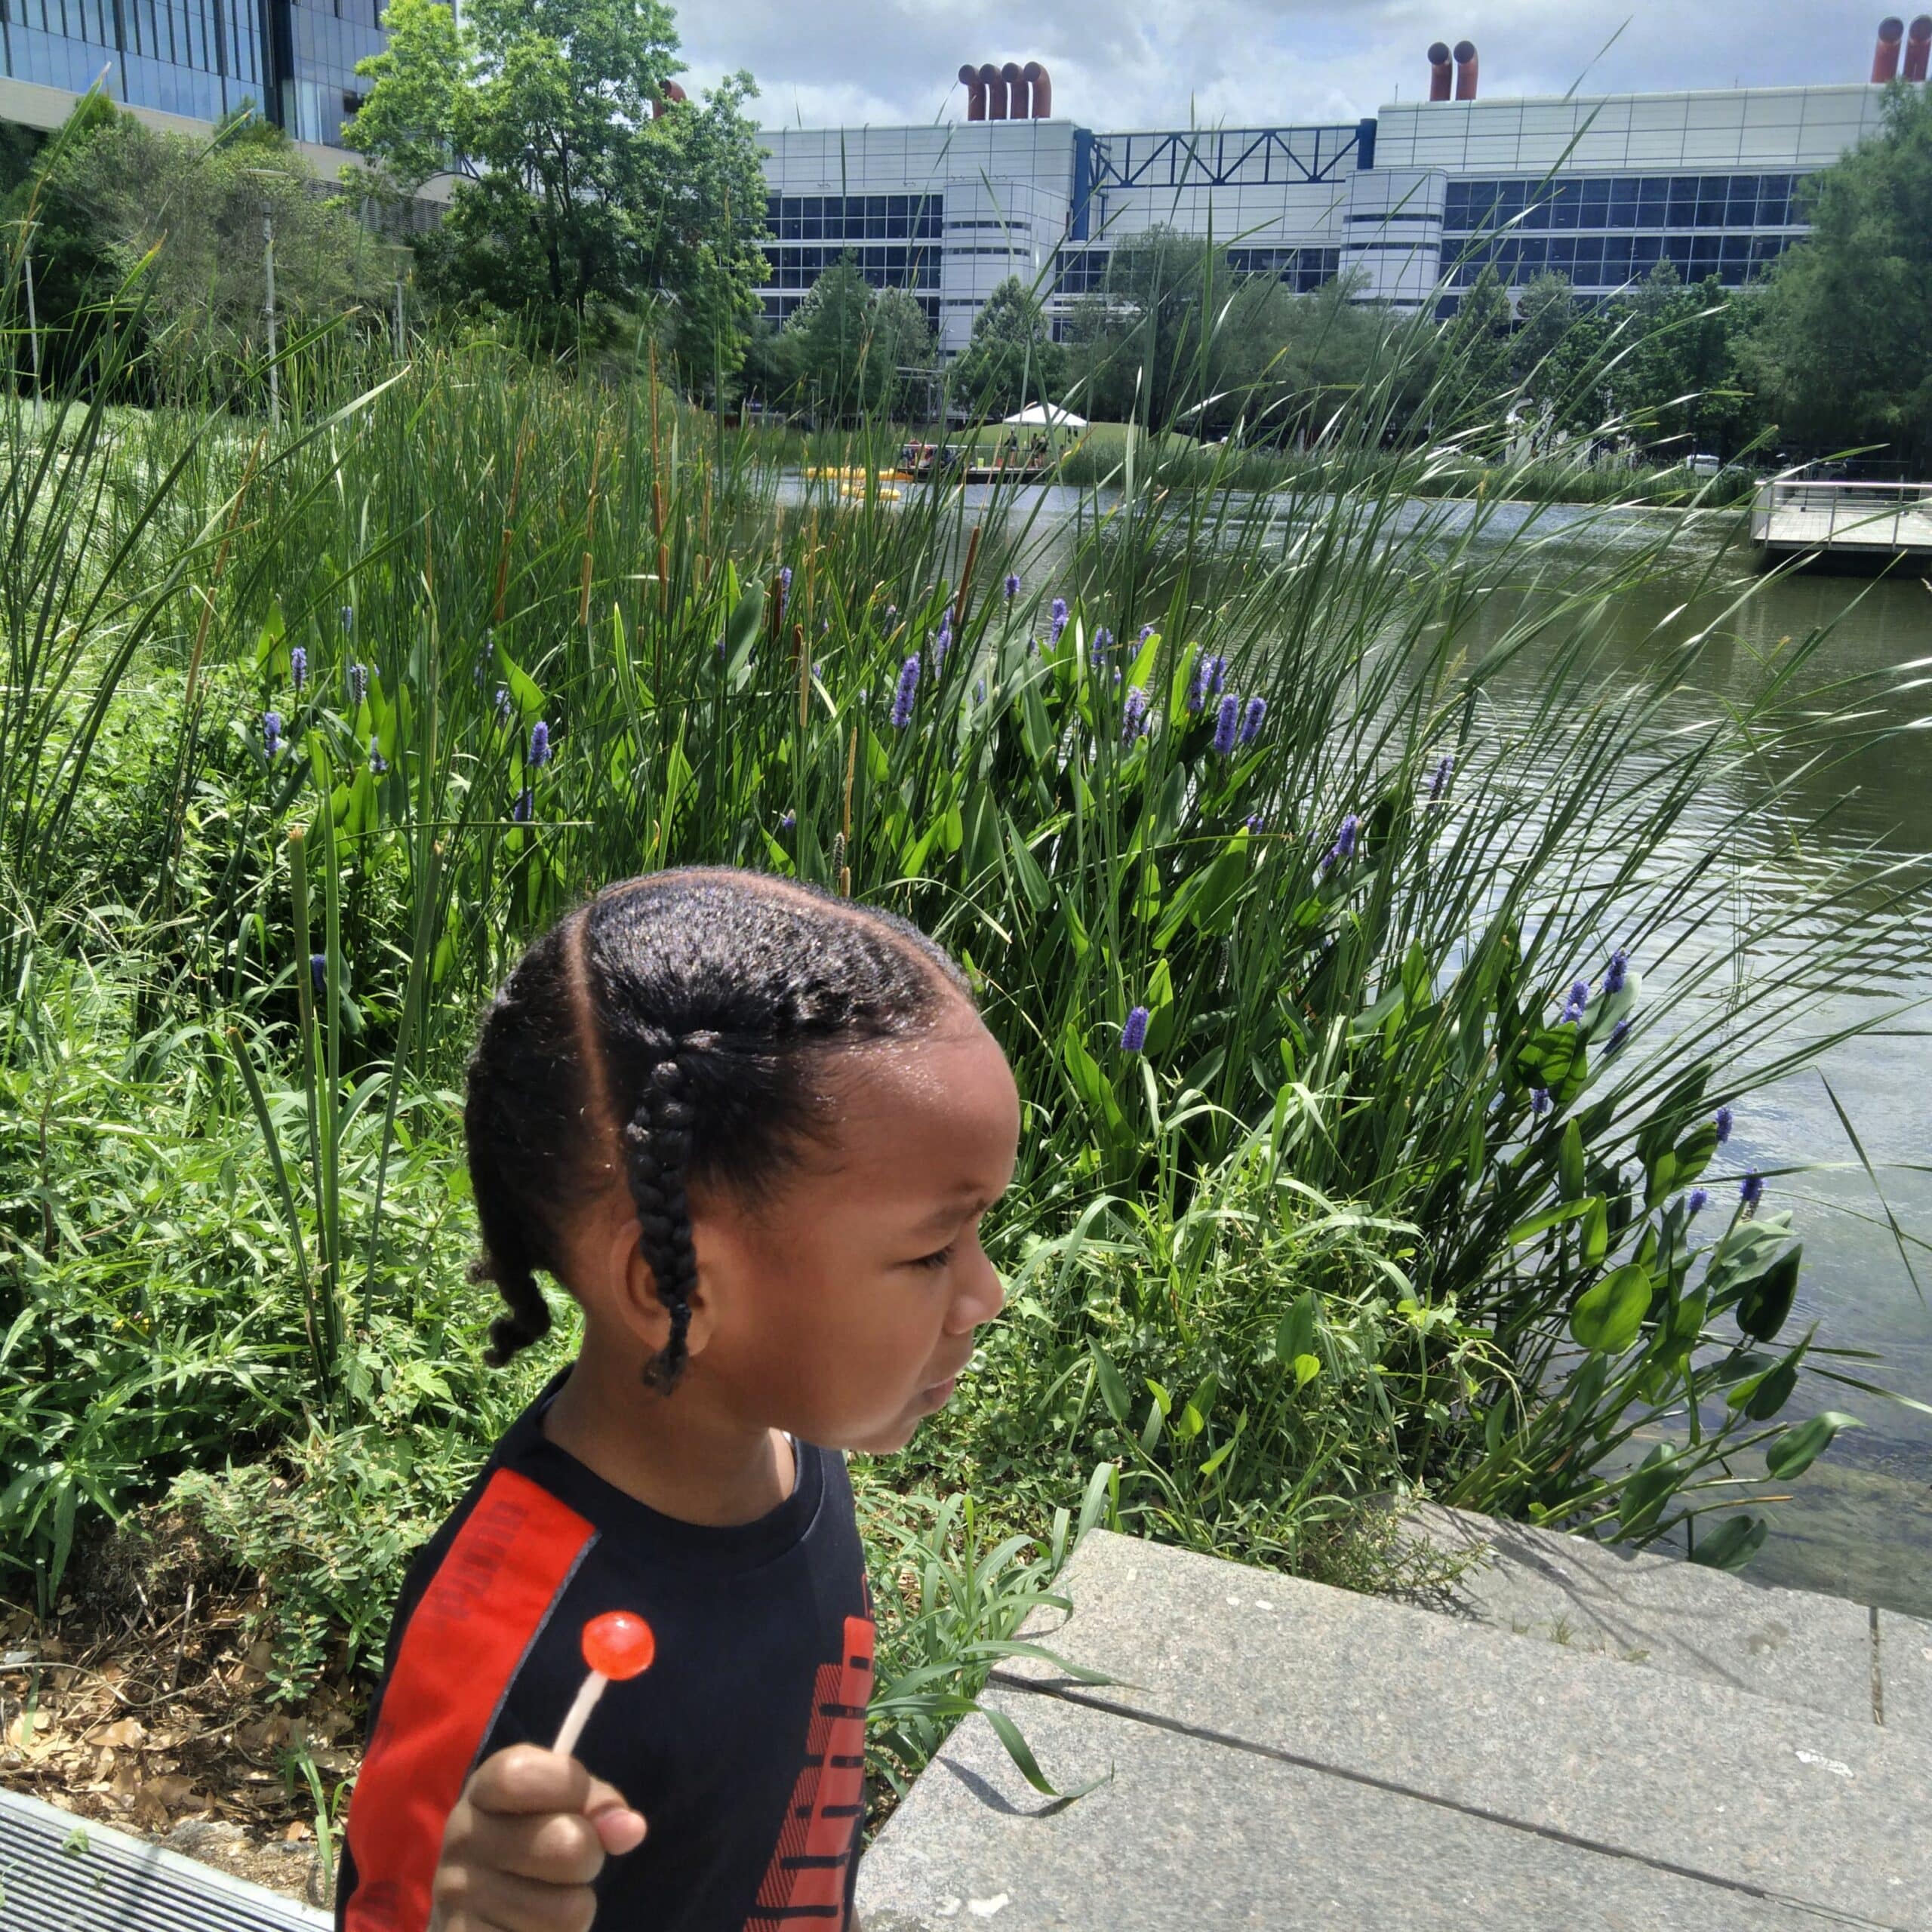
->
<box><xmin>463</xmin><ymin>866</ymin><xmax>974</xmax><ymax>1386</ymax></box>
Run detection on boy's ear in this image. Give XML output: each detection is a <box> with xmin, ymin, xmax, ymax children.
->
<box><xmin>612</xmin><ymin>1218</ymin><xmax>719</xmax><ymax>1361</ymax></box>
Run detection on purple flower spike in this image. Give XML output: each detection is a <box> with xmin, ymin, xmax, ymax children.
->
<box><xmin>1607</xmin><ymin>1017</ymin><xmax>1632</xmax><ymax>1054</ymax></box>
<box><xmin>779</xmin><ymin>810</ymin><xmax>796</xmax><ymax>832</ymax></box>
<box><xmin>346</xmin><ymin>662</ymin><xmax>368</xmax><ymax>708</ymax></box>
<box><xmin>309</xmin><ymin>952</ymin><xmax>327</xmax><ymax>994</ymax></box>
<box><xmin>494</xmin><ymin>685</ymin><xmax>512</xmax><ymax>728</ymax></box>
<box><xmin>368</xmin><ymin>735</ymin><xmax>387</xmax><ymax>775</ymax></box>
<box><xmin>777</xmin><ymin>565</ymin><xmax>792</xmax><ymax>617</ymax></box>
<box><xmin>1715</xmin><ymin>1106</ymin><xmax>1734</xmax><ymax>1146</ymax></box>
<box><xmin>512</xmin><ymin>787</ymin><xmax>533</xmax><ymax>823</ymax></box>
<box><xmin>1531</xmin><ymin>1087</ymin><xmax>1552</xmax><ymax>1117</ymax></box>
<box><xmin>1208</xmin><ymin>654</ymin><xmax>1227</xmax><ymax>697</ymax></box>
<box><xmin>528</xmin><ymin>721</ymin><xmax>551</xmax><ymax>769</ymax></box>
<box><xmin>1139</xmin><ymin>623</ymin><xmax>1155</xmax><ymax>642</ymax></box>
<box><xmin>1212</xmin><ymin>694</ymin><xmax>1240</xmax><ymax>757</ymax></box>
<box><xmin>1121</xmin><ymin>685</ymin><xmax>1149</xmax><ymax>744</ymax></box>
<box><xmin>1120</xmin><ymin>1005</ymin><xmax>1149</xmax><ymax>1054</ymax></box>
<box><xmin>1091</xmin><ymin>626</ymin><xmax>1114</xmax><ymax>669</ymax></box>
<box><xmin>1604</xmin><ymin>947</ymin><xmax>1630</xmax><ymax>995</ymax></box>
<box><xmin>891</xmin><ymin>653</ymin><xmax>921</xmax><ymax>728</ymax></box>
<box><xmin>1740</xmin><ymin>1171</ymin><xmax>1764</xmax><ymax>1209</ymax></box>
<box><xmin>1239</xmin><ymin>696</ymin><xmax>1266</xmax><ymax>746</ymax></box>
<box><xmin>884</xmin><ymin>605</ymin><xmax>898</xmax><ymax>625</ymax></box>
<box><xmin>1186</xmin><ymin>650</ymin><xmax>1211</xmax><ymax>714</ymax></box>
<box><xmin>263</xmin><ymin>711</ymin><xmax>282</xmax><ymax>757</ymax></box>
<box><xmin>1334</xmin><ymin>814</ymin><xmax>1361</xmax><ymax>860</ymax></box>
<box><xmin>1561</xmin><ymin>979</ymin><xmax>1590</xmax><ymax>1025</ymax></box>
<box><xmin>933</xmin><ymin>614</ymin><xmax>952</xmax><ymax>667</ymax></box>
<box><xmin>1429</xmin><ymin>753</ymin><xmax>1454</xmax><ymax>801</ymax></box>
<box><xmin>1049</xmin><ymin>597</ymin><xmax>1069</xmax><ymax>645</ymax></box>
<box><xmin>1686</xmin><ymin>1187</ymin><xmax>1709</xmax><ymax>1215</ymax></box>
<box><xmin>1245</xmin><ymin>814</ymin><xmax>1266</xmax><ymax>835</ymax></box>
<box><xmin>290</xmin><ymin>646</ymin><xmax>307</xmax><ymax>694</ymax></box>
<box><xmin>1004</xmin><ymin>571</ymin><xmax>1021</xmax><ymax>601</ymax></box>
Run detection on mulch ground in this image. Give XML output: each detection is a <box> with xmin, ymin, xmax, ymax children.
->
<box><xmin>0</xmin><ymin>1511</ymin><xmax>365</xmax><ymax>1912</ymax></box>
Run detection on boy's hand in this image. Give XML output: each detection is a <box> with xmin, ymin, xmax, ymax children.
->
<box><xmin>430</xmin><ymin>1744</ymin><xmax>648</xmax><ymax>1932</ymax></box>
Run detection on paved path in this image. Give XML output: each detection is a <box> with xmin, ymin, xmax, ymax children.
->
<box><xmin>858</xmin><ymin>1517</ymin><xmax>1932</xmax><ymax>1930</ymax></box>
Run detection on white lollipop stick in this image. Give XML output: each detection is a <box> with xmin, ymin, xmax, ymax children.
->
<box><xmin>552</xmin><ymin>1671</ymin><xmax>609</xmax><ymax>1758</ymax></box>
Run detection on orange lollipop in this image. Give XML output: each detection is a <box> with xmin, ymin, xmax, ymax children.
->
<box><xmin>552</xmin><ymin>1610</ymin><xmax>657</xmax><ymax>1759</ymax></box>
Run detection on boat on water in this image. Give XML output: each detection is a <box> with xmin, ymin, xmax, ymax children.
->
<box><xmin>898</xmin><ymin>441</ymin><xmax>1058</xmax><ymax>485</ymax></box>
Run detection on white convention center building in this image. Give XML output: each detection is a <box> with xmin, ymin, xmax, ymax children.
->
<box><xmin>755</xmin><ymin>22</ymin><xmax>1924</xmax><ymax>355</ymax></box>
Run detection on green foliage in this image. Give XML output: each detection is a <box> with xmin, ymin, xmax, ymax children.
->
<box><xmin>771</xmin><ymin>251</ymin><xmax>933</xmax><ymax>421</ymax></box>
<box><xmin>348</xmin><ymin>0</ymin><xmax>768</xmax><ymax>372</ymax></box>
<box><xmin>1746</xmin><ymin>82</ymin><xmax>1932</xmax><ymax>465</ymax></box>
<box><xmin>952</xmin><ymin>276</ymin><xmax>1062</xmax><ymax>419</ymax></box>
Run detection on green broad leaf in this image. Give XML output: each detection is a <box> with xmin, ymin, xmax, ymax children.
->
<box><xmin>1569</xmin><ymin>1263</ymin><xmax>1654</xmax><ymax>1355</ymax></box>
<box><xmin>1090</xmin><ymin>1342</ymin><xmax>1129</xmax><ymax>1423</ymax></box>
<box><xmin>1188</xmin><ymin>835</ymin><xmax>1252</xmax><ymax>939</ymax></box>
<box><xmin>1765</xmin><ymin>1411</ymin><xmax>1861</xmax><ymax>1480</ymax></box>
<box><xmin>1004</xmin><ymin>815</ymin><xmax>1051</xmax><ymax>911</ymax></box>
<box><xmin>1672</xmin><ymin>1118</ymin><xmax>1721</xmax><ymax>1186</ymax></box>
<box><xmin>940</xmin><ymin>800</ymin><xmax>964</xmax><ymax>854</ymax></box>
<box><xmin>1585</xmin><ymin>971</ymin><xmax>1639</xmax><ymax>1042</ymax></box>
<box><xmin>1580</xmin><ymin>1195</ymin><xmax>1610</xmax><ymax>1268</ymax></box>
<box><xmin>721</xmin><ymin>579</ymin><xmax>764</xmax><ymax>685</ymax></box>
<box><xmin>253</xmin><ymin>598</ymin><xmax>288</xmax><ymax>677</ymax></box>
<box><xmin>1509</xmin><ymin>1196</ymin><xmax>1600</xmax><ymax>1246</ymax></box>
<box><xmin>1059</xmin><ymin>1016</ymin><xmax>1109</xmax><ymax>1115</ymax></box>
<box><xmin>1617</xmin><ymin>1441</ymin><xmax>1679</xmax><ymax>1538</ymax></box>
<box><xmin>1703</xmin><ymin>1216</ymin><xmax>1794</xmax><ymax>1301</ymax></box>
<box><xmin>1292</xmin><ymin>1352</ymin><xmax>1321</xmax><ymax>1388</ymax></box>
<box><xmin>1558</xmin><ymin>1119</ymin><xmax>1586</xmax><ymax>1201</ymax></box>
<box><xmin>1730</xmin><ymin>1338</ymin><xmax>1807</xmax><ymax>1420</ymax></box>
<box><xmin>1128</xmin><ymin>626</ymin><xmax>1161</xmax><ymax>692</ymax></box>
<box><xmin>1174</xmin><ymin>1401</ymin><xmax>1204</xmax><ymax>1441</ymax></box>
<box><xmin>1142</xmin><ymin>958</ymin><xmax>1178</xmax><ymax>1056</ymax></box>
<box><xmin>1735</xmin><ymin>1243</ymin><xmax>1801</xmax><ymax>1343</ymax></box>
<box><xmin>495</xmin><ymin>644</ymin><xmax>544</xmax><ymax>724</ymax></box>
<box><xmin>1140</xmin><ymin>1393</ymin><xmax>1166</xmax><ymax>1454</ymax></box>
<box><xmin>1690</xmin><ymin>1513</ymin><xmax>1767</xmax><ymax>1571</ymax></box>
<box><xmin>1348</xmin><ymin>983</ymin><xmax>1407</xmax><ymax>1044</ymax></box>
<box><xmin>1275</xmin><ymin>1291</ymin><xmax>1317</xmax><ymax>1367</ymax></box>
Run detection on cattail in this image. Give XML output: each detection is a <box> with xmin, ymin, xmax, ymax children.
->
<box><xmin>1120</xmin><ymin>1006</ymin><xmax>1149</xmax><ymax>1054</ymax></box>
<box><xmin>891</xmin><ymin>654</ymin><xmax>921</xmax><ymax>728</ymax></box>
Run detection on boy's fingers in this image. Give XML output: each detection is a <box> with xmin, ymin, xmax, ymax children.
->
<box><xmin>468</xmin><ymin>1745</ymin><xmax>594</xmax><ymax>1818</ymax></box>
<box><xmin>436</xmin><ymin>1863</ymin><xmax>598</xmax><ymax>1932</ymax></box>
<box><xmin>459</xmin><ymin>1805</ymin><xmax>608</xmax><ymax>1886</ymax></box>
<box><xmin>588</xmin><ymin>1795</ymin><xmax>648</xmax><ymax>1856</ymax></box>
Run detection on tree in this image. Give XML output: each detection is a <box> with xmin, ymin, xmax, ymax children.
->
<box><xmin>1064</xmin><ymin>227</ymin><xmax>1232</xmax><ymax>430</ymax></box>
<box><xmin>869</xmin><ymin>286</ymin><xmax>937</xmax><ymax>421</ymax></box>
<box><xmin>1508</xmin><ymin>272</ymin><xmax>1614</xmax><ymax>440</ymax></box>
<box><xmin>26</xmin><ymin>102</ymin><xmax>386</xmax><ymax>392</ymax></box>
<box><xmin>777</xmin><ymin>252</ymin><xmax>883</xmax><ymax>421</ymax></box>
<box><xmin>1436</xmin><ymin>264</ymin><xmax>1515</xmax><ymax>445</ymax></box>
<box><xmin>1746</xmin><ymin>82</ymin><xmax>1932</xmax><ymax>466</ymax></box>
<box><xmin>346</xmin><ymin>0</ymin><xmax>769</xmax><ymax>379</ymax></box>
<box><xmin>952</xmin><ymin>276</ymin><xmax>1061</xmax><ymax>418</ymax></box>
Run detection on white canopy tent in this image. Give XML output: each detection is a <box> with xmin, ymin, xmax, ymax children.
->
<box><xmin>1001</xmin><ymin>403</ymin><xmax>1088</xmax><ymax>429</ymax></box>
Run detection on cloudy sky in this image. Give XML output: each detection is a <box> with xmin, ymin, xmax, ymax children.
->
<box><xmin>671</xmin><ymin>1</ymin><xmax>1903</xmax><ymax>131</ymax></box>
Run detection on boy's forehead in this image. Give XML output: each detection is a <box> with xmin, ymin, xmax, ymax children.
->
<box><xmin>820</xmin><ymin>1030</ymin><xmax>1017</xmax><ymax>1174</ymax></box>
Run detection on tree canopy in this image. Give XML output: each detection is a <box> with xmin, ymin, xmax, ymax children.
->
<box><xmin>952</xmin><ymin>276</ymin><xmax>1062</xmax><ymax>418</ymax></box>
<box><xmin>1746</xmin><ymin>82</ymin><xmax>1932</xmax><ymax>466</ymax></box>
<box><xmin>346</xmin><ymin>0</ymin><xmax>768</xmax><ymax>382</ymax></box>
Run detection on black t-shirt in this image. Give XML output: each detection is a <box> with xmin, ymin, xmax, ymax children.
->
<box><xmin>336</xmin><ymin>1367</ymin><xmax>872</xmax><ymax>1932</ymax></box>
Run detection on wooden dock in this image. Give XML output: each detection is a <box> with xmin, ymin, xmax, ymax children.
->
<box><xmin>1752</xmin><ymin>478</ymin><xmax>1932</xmax><ymax>570</ymax></box>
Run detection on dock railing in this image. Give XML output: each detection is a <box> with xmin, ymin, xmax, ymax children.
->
<box><xmin>1752</xmin><ymin>477</ymin><xmax>1932</xmax><ymax>553</ymax></box>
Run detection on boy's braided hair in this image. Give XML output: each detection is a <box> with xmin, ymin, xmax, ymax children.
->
<box><xmin>463</xmin><ymin>867</ymin><xmax>972</xmax><ymax>1388</ymax></box>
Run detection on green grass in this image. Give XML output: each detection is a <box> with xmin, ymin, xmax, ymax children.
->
<box><xmin>0</xmin><ymin>306</ymin><xmax>1918</xmax><ymax>1817</ymax></box>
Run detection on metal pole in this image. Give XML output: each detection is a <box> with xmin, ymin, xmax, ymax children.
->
<box><xmin>262</xmin><ymin>200</ymin><xmax>279</xmax><ymax>432</ymax></box>
<box><xmin>392</xmin><ymin>275</ymin><xmax>405</xmax><ymax>358</ymax></box>
<box><xmin>22</xmin><ymin>228</ymin><xmax>42</xmax><ymax>432</ymax></box>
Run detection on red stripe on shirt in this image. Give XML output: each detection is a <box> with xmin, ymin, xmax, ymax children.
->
<box><xmin>343</xmin><ymin>1468</ymin><xmax>596</xmax><ymax>1932</ymax></box>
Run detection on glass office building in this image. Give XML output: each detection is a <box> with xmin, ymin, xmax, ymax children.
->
<box><xmin>756</xmin><ymin>65</ymin><xmax>1909</xmax><ymax>352</ymax></box>
<box><xmin>0</xmin><ymin>0</ymin><xmax>381</xmax><ymax>148</ymax></box>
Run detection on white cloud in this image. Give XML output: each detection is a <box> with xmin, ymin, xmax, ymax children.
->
<box><xmin>669</xmin><ymin>0</ymin><xmax>1895</xmax><ymax>131</ymax></box>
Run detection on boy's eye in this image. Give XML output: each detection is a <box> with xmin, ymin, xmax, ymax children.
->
<box><xmin>909</xmin><ymin>1243</ymin><xmax>955</xmax><ymax>1272</ymax></box>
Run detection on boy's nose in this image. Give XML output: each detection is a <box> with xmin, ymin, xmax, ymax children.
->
<box><xmin>949</xmin><ymin>1246</ymin><xmax>1005</xmax><ymax>1331</ymax></box>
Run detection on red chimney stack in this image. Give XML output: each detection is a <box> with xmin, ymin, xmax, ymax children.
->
<box><xmin>1454</xmin><ymin>38</ymin><xmax>1479</xmax><ymax>100</ymax></box>
<box><xmin>1002</xmin><ymin>60</ymin><xmax>1027</xmax><ymax>117</ymax></box>
<box><xmin>959</xmin><ymin>60</ymin><xmax>1054</xmax><ymax>119</ymax></box>
<box><xmin>1874</xmin><ymin>16</ymin><xmax>1906</xmax><ymax>79</ymax></box>
<box><xmin>1906</xmin><ymin>14</ymin><xmax>1932</xmax><ymax>78</ymax></box>
<box><xmin>980</xmin><ymin>61</ymin><xmax>1008</xmax><ymax>118</ymax></box>
<box><xmin>959</xmin><ymin>63</ymin><xmax>986</xmax><ymax>118</ymax></box>
<box><xmin>1427</xmin><ymin>42</ymin><xmax>1454</xmax><ymax>101</ymax></box>
<box><xmin>1024</xmin><ymin>61</ymin><xmax>1053</xmax><ymax>115</ymax></box>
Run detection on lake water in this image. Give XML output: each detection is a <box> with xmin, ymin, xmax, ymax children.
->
<box><xmin>797</xmin><ymin>475</ymin><xmax>1932</xmax><ymax>1613</ymax></box>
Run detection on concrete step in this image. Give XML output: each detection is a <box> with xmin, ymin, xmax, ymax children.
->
<box><xmin>1390</xmin><ymin>1501</ymin><xmax>1932</xmax><ymax>1737</ymax></box>
<box><xmin>857</xmin><ymin>1527</ymin><xmax>1932</xmax><ymax>1931</ymax></box>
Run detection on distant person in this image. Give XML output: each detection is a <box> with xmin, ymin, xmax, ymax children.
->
<box><xmin>334</xmin><ymin>870</ymin><xmax>1018</xmax><ymax>1932</ymax></box>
